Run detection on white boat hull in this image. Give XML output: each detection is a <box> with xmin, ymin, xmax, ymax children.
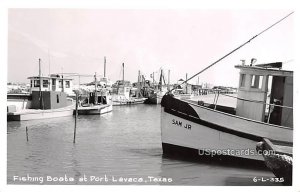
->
<box><xmin>161</xmin><ymin>95</ymin><xmax>293</xmax><ymax>162</ymax></box>
<box><xmin>112</xmin><ymin>97</ymin><xmax>146</xmax><ymax>106</ymax></box>
<box><xmin>77</xmin><ymin>104</ymin><xmax>112</xmax><ymax>115</ymax></box>
<box><xmin>7</xmin><ymin>105</ymin><xmax>75</xmax><ymax>121</ymax></box>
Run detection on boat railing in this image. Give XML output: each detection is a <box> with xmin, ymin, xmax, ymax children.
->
<box><xmin>217</xmin><ymin>92</ymin><xmax>293</xmax><ymax>110</ymax></box>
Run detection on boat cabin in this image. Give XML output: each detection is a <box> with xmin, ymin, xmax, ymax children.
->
<box><xmin>235</xmin><ymin>62</ymin><xmax>293</xmax><ymax>128</ymax></box>
<box><xmin>28</xmin><ymin>74</ymin><xmax>73</xmax><ymax>96</ymax></box>
<box><xmin>81</xmin><ymin>89</ymin><xmax>111</xmax><ymax>107</ymax></box>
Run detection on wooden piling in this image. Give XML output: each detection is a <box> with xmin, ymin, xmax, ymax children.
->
<box><xmin>26</xmin><ymin>126</ymin><xmax>29</xmax><ymax>142</ymax></box>
<box><xmin>73</xmin><ymin>93</ymin><xmax>78</xmax><ymax>143</ymax></box>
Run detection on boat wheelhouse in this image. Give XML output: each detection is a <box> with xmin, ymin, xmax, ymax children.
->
<box><xmin>28</xmin><ymin>74</ymin><xmax>74</xmax><ymax>96</ymax></box>
<box><xmin>235</xmin><ymin>63</ymin><xmax>293</xmax><ymax>127</ymax></box>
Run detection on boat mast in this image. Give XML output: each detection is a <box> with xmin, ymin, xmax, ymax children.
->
<box><xmin>186</xmin><ymin>73</ymin><xmax>188</xmax><ymax>93</ymax></box>
<box><xmin>138</xmin><ymin>70</ymin><xmax>141</xmax><ymax>97</ymax></box>
<box><xmin>152</xmin><ymin>72</ymin><xmax>154</xmax><ymax>85</ymax></box>
<box><xmin>94</xmin><ymin>72</ymin><xmax>97</xmax><ymax>104</ymax></box>
<box><xmin>104</xmin><ymin>56</ymin><xmax>106</xmax><ymax>78</ymax></box>
<box><xmin>39</xmin><ymin>58</ymin><xmax>42</xmax><ymax>93</ymax></box>
<box><xmin>122</xmin><ymin>63</ymin><xmax>125</xmax><ymax>85</ymax></box>
<box><xmin>39</xmin><ymin>58</ymin><xmax>42</xmax><ymax>109</ymax></box>
<box><xmin>159</xmin><ymin>69</ymin><xmax>163</xmax><ymax>91</ymax></box>
<box><xmin>61</xmin><ymin>67</ymin><xmax>64</xmax><ymax>93</ymax></box>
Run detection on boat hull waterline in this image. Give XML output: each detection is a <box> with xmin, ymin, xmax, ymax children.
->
<box><xmin>76</xmin><ymin>104</ymin><xmax>112</xmax><ymax>115</ymax></box>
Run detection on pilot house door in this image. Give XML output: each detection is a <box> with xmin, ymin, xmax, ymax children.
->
<box><xmin>269</xmin><ymin>76</ymin><xmax>285</xmax><ymax>125</ymax></box>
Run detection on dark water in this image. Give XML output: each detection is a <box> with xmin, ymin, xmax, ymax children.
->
<box><xmin>7</xmin><ymin>104</ymin><xmax>278</xmax><ymax>185</ymax></box>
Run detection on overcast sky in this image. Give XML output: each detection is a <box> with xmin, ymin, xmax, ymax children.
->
<box><xmin>8</xmin><ymin>9</ymin><xmax>294</xmax><ymax>86</ymax></box>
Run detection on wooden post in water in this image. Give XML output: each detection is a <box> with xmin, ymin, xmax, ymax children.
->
<box><xmin>26</xmin><ymin>126</ymin><xmax>29</xmax><ymax>142</ymax></box>
<box><xmin>73</xmin><ymin>93</ymin><xmax>78</xmax><ymax>143</ymax></box>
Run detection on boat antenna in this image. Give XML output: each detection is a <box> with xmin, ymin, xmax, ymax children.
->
<box><xmin>48</xmin><ymin>48</ymin><xmax>51</xmax><ymax>76</ymax></box>
<box><xmin>167</xmin><ymin>11</ymin><xmax>294</xmax><ymax>94</ymax></box>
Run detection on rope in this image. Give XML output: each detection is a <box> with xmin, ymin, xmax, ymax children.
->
<box><xmin>167</xmin><ymin>11</ymin><xmax>294</xmax><ymax>94</ymax></box>
<box><xmin>218</xmin><ymin>92</ymin><xmax>293</xmax><ymax>109</ymax></box>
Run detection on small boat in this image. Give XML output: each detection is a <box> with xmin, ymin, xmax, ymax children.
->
<box><xmin>7</xmin><ymin>59</ymin><xmax>75</xmax><ymax>121</ymax></box>
<box><xmin>172</xmin><ymin>88</ymin><xmax>194</xmax><ymax>100</ymax></box>
<box><xmin>75</xmin><ymin>71</ymin><xmax>113</xmax><ymax>115</ymax></box>
<box><xmin>256</xmin><ymin>138</ymin><xmax>292</xmax><ymax>185</ymax></box>
<box><xmin>111</xmin><ymin>94</ymin><xmax>146</xmax><ymax>106</ymax></box>
<box><xmin>145</xmin><ymin>69</ymin><xmax>168</xmax><ymax>104</ymax></box>
<box><xmin>111</xmin><ymin>64</ymin><xmax>147</xmax><ymax>105</ymax></box>
<box><xmin>161</xmin><ymin>62</ymin><xmax>293</xmax><ymax>162</ymax></box>
<box><xmin>144</xmin><ymin>90</ymin><xmax>166</xmax><ymax>104</ymax></box>
<box><xmin>76</xmin><ymin>89</ymin><xmax>112</xmax><ymax>115</ymax></box>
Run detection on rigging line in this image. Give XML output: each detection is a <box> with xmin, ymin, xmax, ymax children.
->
<box><xmin>167</xmin><ymin>11</ymin><xmax>294</xmax><ymax>94</ymax></box>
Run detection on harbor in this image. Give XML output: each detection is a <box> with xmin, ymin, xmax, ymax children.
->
<box><xmin>8</xmin><ymin>102</ymin><xmax>279</xmax><ymax>185</ymax></box>
<box><xmin>6</xmin><ymin>9</ymin><xmax>295</xmax><ymax>188</ymax></box>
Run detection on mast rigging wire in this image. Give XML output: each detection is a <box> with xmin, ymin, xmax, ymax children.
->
<box><xmin>167</xmin><ymin>11</ymin><xmax>294</xmax><ymax>94</ymax></box>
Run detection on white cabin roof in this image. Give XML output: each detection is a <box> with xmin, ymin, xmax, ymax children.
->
<box><xmin>235</xmin><ymin>65</ymin><xmax>293</xmax><ymax>77</ymax></box>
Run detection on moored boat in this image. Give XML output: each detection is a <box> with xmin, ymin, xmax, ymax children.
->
<box><xmin>75</xmin><ymin>71</ymin><xmax>113</xmax><ymax>115</ymax></box>
<box><xmin>145</xmin><ymin>69</ymin><xmax>168</xmax><ymax>104</ymax></box>
<box><xmin>76</xmin><ymin>89</ymin><xmax>112</xmax><ymax>115</ymax></box>
<box><xmin>111</xmin><ymin>64</ymin><xmax>147</xmax><ymax>105</ymax></box>
<box><xmin>161</xmin><ymin>62</ymin><xmax>293</xmax><ymax>162</ymax></box>
<box><xmin>7</xmin><ymin>59</ymin><xmax>75</xmax><ymax>121</ymax></box>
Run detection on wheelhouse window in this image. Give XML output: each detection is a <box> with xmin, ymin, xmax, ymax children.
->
<box><xmin>240</xmin><ymin>74</ymin><xmax>246</xmax><ymax>88</ymax></box>
<box><xmin>34</xmin><ymin>80</ymin><xmax>40</xmax><ymax>87</ymax></box>
<box><xmin>52</xmin><ymin>79</ymin><xmax>56</xmax><ymax>87</ymax></box>
<box><xmin>59</xmin><ymin>80</ymin><xmax>63</xmax><ymax>88</ymax></box>
<box><xmin>43</xmin><ymin>80</ymin><xmax>49</xmax><ymax>88</ymax></box>
<box><xmin>65</xmin><ymin>81</ymin><xmax>70</xmax><ymax>88</ymax></box>
<box><xmin>251</xmin><ymin>75</ymin><xmax>263</xmax><ymax>89</ymax></box>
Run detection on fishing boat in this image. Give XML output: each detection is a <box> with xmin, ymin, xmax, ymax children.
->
<box><xmin>160</xmin><ymin>13</ymin><xmax>294</xmax><ymax>163</ymax></box>
<box><xmin>112</xmin><ymin>85</ymin><xmax>147</xmax><ymax>105</ymax></box>
<box><xmin>171</xmin><ymin>76</ymin><xmax>195</xmax><ymax>100</ymax></box>
<box><xmin>75</xmin><ymin>72</ymin><xmax>113</xmax><ymax>115</ymax></box>
<box><xmin>7</xmin><ymin>59</ymin><xmax>75</xmax><ymax>121</ymax></box>
<box><xmin>111</xmin><ymin>63</ymin><xmax>147</xmax><ymax>105</ymax></box>
<box><xmin>161</xmin><ymin>61</ymin><xmax>293</xmax><ymax>162</ymax></box>
<box><xmin>145</xmin><ymin>69</ymin><xmax>168</xmax><ymax>104</ymax></box>
<box><xmin>76</xmin><ymin>89</ymin><xmax>112</xmax><ymax>115</ymax></box>
<box><xmin>172</xmin><ymin>88</ymin><xmax>194</xmax><ymax>100</ymax></box>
